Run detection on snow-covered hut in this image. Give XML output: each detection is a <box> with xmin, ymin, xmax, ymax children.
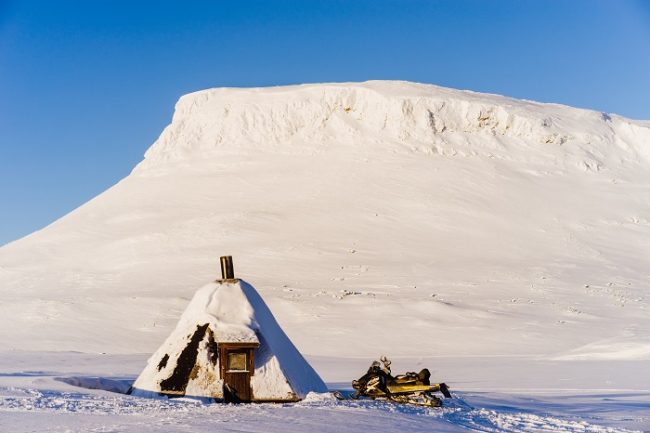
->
<box><xmin>131</xmin><ymin>257</ymin><xmax>327</xmax><ymax>402</ymax></box>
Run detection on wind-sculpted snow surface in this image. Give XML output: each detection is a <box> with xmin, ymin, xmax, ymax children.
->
<box><xmin>0</xmin><ymin>385</ymin><xmax>644</xmax><ymax>433</ymax></box>
<box><xmin>1</xmin><ymin>352</ymin><xmax>649</xmax><ymax>432</ymax></box>
<box><xmin>0</xmin><ymin>81</ymin><xmax>648</xmax><ymax>366</ymax></box>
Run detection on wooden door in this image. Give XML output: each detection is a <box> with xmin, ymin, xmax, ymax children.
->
<box><xmin>223</xmin><ymin>349</ymin><xmax>252</xmax><ymax>402</ymax></box>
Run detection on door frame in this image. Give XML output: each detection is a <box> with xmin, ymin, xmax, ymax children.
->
<box><xmin>218</xmin><ymin>342</ymin><xmax>259</xmax><ymax>402</ymax></box>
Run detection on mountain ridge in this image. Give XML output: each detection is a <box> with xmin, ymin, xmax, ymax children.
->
<box><xmin>136</xmin><ymin>80</ymin><xmax>650</xmax><ymax>175</ymax></box>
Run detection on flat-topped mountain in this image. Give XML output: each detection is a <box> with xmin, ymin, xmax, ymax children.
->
<box><xmin>1</xmin><ymin>81</ymin><xmax>648</xmax><ymax>359</ymax></box>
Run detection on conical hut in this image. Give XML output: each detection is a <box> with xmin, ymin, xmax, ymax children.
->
<box><xmin>131</xmin><ymin>257</ymin><xmax>327</xmax><ymax>402</ymax></box>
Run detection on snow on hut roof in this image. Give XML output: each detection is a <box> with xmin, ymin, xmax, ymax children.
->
<box><xmin>213</xmin><ymin>324</ymin><xmax>259</xmax><ymax>344</ymax></box>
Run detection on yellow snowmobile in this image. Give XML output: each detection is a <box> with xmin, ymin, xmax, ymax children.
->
<box><xmin>350</xmin><ymin>356</ymin><xmax>451</xmax><ymax>407</ymax></box>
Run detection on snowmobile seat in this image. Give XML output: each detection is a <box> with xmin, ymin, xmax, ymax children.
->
<box><xmin>392</xmin><ymin>368</ymin><xmax>430</xmax><ymax>386</ymax></box>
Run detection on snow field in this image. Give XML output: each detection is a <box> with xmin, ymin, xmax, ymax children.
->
<box><xmin>0</xmin><ymin>351</ymin><xmax>648</xmax><ymax>432</ymax></box>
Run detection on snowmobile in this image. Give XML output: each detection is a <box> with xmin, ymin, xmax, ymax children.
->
<box><xmin>348</xmin><ymin>356</ymin><xmax>451</xmax><ymax>407</ymax></box>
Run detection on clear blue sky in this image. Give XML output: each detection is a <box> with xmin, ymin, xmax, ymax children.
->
<box><xmin>1</xmin><ymin>0</ymin><xmax>649</xmax><ymax>246</ymax></box>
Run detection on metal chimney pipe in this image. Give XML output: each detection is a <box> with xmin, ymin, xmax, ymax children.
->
<box><xmin>220</xmin><ymin>256</ymin><xmax>234</xmax><ymax>280</ymax></box>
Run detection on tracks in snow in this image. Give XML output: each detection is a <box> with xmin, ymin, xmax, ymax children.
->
<box><xmin>0</xmin><ymin>385</ymin><xmax>642</xmax><ymax>433</ymax></box>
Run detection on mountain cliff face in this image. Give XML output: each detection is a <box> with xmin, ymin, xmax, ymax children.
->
<box><xmin>139</xmin><ymin>81</ymin><xmax>650</xmax><ymax>170</ymax></box>
<box><xmin>1</xmin><ymin>81</ymin><xmax>648</xmax><ymax>359</ymax></box>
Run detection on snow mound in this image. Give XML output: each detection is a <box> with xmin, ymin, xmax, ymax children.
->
<box><xmin>555</xmin><ymin>338</ymin><xmax>650</xmax><ymax>361</ymax></box>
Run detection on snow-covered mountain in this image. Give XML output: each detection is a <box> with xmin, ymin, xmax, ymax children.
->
<box><xmin>1</xmin><ymin>80</ymin><xmax>648</xmax><ymax>360</ymax></box>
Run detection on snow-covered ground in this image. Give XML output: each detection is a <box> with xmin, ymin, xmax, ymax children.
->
<box><xmin>0</xmin><ymin>81</ymin><xmax>649</xmax><ymax>431</ymax></box>
<box><xmin>0</xmin><ymin>352</ymin><xmax>648</xmax><ymax>432</ymax></box>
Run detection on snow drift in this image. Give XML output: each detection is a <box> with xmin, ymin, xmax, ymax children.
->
<box><xmin>0</xmin><ymin>81</ymin><xmax>648</xmax><ymax>363</ymax></box>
